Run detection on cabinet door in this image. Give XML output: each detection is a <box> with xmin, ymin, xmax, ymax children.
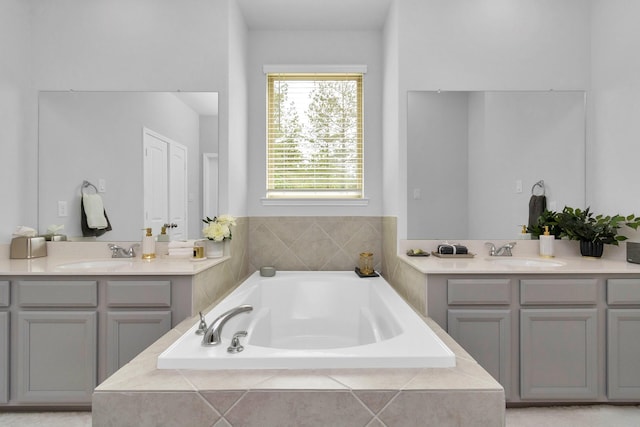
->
<box><xmin>520</xmin><ymin>309</ymin><xmax>598</xmax><ymax>400</ymax></box>
<box><xmin>106</xmin><ymin>311</ymin><xmax>171</xmax><ymax>376</ymax></box>
<box><xmin>15</xmin><ymin>311</ymin><xmax>97</xmax><ymax>403</ymax></box>
<box><xmin>0</xmin><ymin>312</ymin><xmax>8</xmax><ymax>404</ymax></box>
<box><xmin>448</xmin><ymin>309</ymin><xmax>511</xmax><ymax>399</ymax></box>
<box><xmin>607</xmin><ymin>309</ymin><xmax>640</xmax><ymax>399</ymax></box>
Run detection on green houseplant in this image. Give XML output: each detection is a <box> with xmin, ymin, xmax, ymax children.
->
<box><xmin>528</xmin><ymin>210</ymin><xmax>561</xmax><ymax>239</ymax></box>
<box><xmin>555</xmin><ymin>207</ymin><xmax>640</xmax><ymax>257</ymax></box>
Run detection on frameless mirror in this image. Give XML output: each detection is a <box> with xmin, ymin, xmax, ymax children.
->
<box><xmin>38</xmin><ymin>91</ymin><xmax>219</xmax><ymax>241</ymax></box>
<box><xmin>407</xmin><ymin>90</ymin><xmax>586</xmax><ymax>240</ymax></box>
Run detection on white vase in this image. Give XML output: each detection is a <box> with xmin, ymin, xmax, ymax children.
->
<box><xmin>205</xmin><ymin>240</ymin><xmax>224</xmax><ymax>258</ymax></box>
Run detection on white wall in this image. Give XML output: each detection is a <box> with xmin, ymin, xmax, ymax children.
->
<box><xmin>246</xmin><ymin>29</ymin><xmax>384</xmax><ymax>216</ymax></box>
<box><xmin>0</xmin><ymin>0</ymin><xmax>232</xmax><ymax>244</ymax></box>
<box><xmin>382</xmin><ymin>1</ymin><xmax>401</xmax><ymax>219</ymax></box>
<box><xmin>590</xmin><ymin>0</ymin><xmax>640</xmax><ymax>242</ymax></box>
<box><xmin>390</xmin><ymin>0</ymin><xmax>592</xmax><ymax>239</ymax></box>
<box><xmin>0</xmin><ymin>0</ymin><xmax>33</xmax><ymax>242</ymax></box>
<box><xmin>5</xmin><ymin>0</ymin><xmax>639</xmax><ymax>244</ymax></box>
<box><xmin>225</xmin><ymin>0</ymin><xmax>249</xmax><ymax>217</ymax></box>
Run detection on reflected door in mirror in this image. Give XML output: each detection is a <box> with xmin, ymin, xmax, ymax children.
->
<box><xmin>143</xmin><ymin>128</ymin><xmax>187</xmax><ymax>241</ymax></box>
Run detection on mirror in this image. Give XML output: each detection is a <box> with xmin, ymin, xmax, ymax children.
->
<box><xmin>38</xmin><ymin>91</ymin><xmax>218</xmax><ymax>241</ymax></box>
<box><xmin>408</xmin><ymin>90</ymin><xmax>586</xmax><ymax>240</ymax></box>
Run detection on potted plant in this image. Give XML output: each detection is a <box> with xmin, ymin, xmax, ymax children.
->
<box><xmin>528</xmin><ymin>210</ymin><xmax>561</xmax><ymax>240</ymax></box>
<box><xmin>202</xmin><ymin>214</ymin><xmax>236</xmax><ymax>257</ymax></box>
<box><xmin>555</xmin><ymin>206</ymin><xmax>640</xmax><ymax>257</ymax></box>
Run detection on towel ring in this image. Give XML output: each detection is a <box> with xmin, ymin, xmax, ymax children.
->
<box><xmin>531</xmin><ymin>180</ymin><xmax>545</xmax><ymax>196</ymax></box>
<box><xmin>82</xmin><ymin>180</ymin><xmax>98</xmax><ymax>195</ymax></box>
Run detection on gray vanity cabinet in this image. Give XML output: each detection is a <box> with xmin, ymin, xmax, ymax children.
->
<box><xmin>425</xmin><ymin>273</ymin><xmax>638</xmax><ymax>403</ymax></box>
<box><xmin>0</xmin><ymin>272</ymin><xmax>197</xmax><ymax>407</ymax></box>
<box><xmin>446</xmin><ymin>279</ymin><xmax>512</xmax><ymax>397</ymax></box>
<box><xmin>14</xmin><ymin>280</ymin><xmax>98</xmax><ymax>403</ymax></box>
<box><xmin>607</xmin><ymin>279</ymin><xmax>640</xmax><ymax>399</ymax></box>
<box><xmin>520</xmin><ymin>308</ymin><xmax>598</xmax><ymax>400</ymax></box>
<box><xmin>519</xmin><ymin>279</ymin><xmax>599</xmax><ymax>400</ymax></box>
<box><xmin>0</xmin><ymin>281</ymin><xmax>9</xmax><ymax>404</ymax></box>
<box><xmin>104</xmin><ymin>280</ymin><xmax>172</xmax><ymax>377</ymax></box>
<box><xmin>448</xmin><ymin>309</ymin><xmax>511</xmax><ymax>395</ymax></box>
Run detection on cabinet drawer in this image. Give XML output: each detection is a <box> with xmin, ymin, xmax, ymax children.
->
<box><xmin>448</xmin><ymin>279</ymin><xmax>511</xmax><ymax>305</ymax></box>
<box><xmin>607</xmin><ymin>279</ymin><xmax>640</xmax><ymax>305</ymax></box>
<box><xmin>17</xmin><ymin>281</ymin><xmax>97</xmax><ymax>307</ymax></box>
<box><xmin>520</xmin><ymin>279</ymin><xmax>597</xmax><ymax>305</ymax></box>
<box><xmin>0</xmin><ymin>281</ymin><xmax>8</xmax><ymax>307</ymax></box>
<box><xmin>106</xmin><ymin>281</ymin><xmax>171</xmax><ymax>307</ymax></box>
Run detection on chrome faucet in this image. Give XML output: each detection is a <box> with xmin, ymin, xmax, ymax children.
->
<box><xmin>202</xmin><ymin>305</ymin><xmax>253</xmax><ymax>346</ymax></box>
<box><xmin>485</xmin><ymin>242</ymin><xmax>517</xmax><ymax>256</ymax></box>
<box><xmin>108</xmin><ymin>243</ymin><xmax>139</xmax><ymax>258</ymax></box>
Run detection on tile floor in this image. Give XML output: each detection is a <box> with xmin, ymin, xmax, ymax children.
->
<box><xmin>0</xmin><ymin>405</ymin><xmax>639</xmax><ymax>427</ymax></box>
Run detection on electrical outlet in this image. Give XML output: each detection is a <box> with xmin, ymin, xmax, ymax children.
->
<box><xmin>515</xmin><ymin>180</ymin><xmax>523</xmax><ymax>193</ymax></box>
<box><xmin>58</xmin><ymin>201</ymin><xmax>68</xmax><ymax>217</ymax></box>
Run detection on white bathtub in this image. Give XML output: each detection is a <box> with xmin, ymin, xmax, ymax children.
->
<box><xmin>157</xmin><ymin>271</ymin><xmax>455</xmax><ymax>370</ymax></box>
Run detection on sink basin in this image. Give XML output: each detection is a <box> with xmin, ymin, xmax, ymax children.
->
<box><xmin>56</xmin><ymin>260</ymin><xmax>135</xmax><ymax>270</ymax></box>
<box><xmin>486</xmin><ymin>257</ymin><xmax>565</xmax><ymax>268</ymax></box>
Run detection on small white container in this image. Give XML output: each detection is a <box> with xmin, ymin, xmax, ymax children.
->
<box><xmin>539</xmin><ymin>226</ymin><xmax>555</xmax><ymax>258</ymax></box>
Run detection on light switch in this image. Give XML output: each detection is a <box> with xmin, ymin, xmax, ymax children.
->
<box><xmin>413</xmin><ymin>188</ymin><xmax>421</xmax><ymax>200</ymax></box>
<box><xmin>98</xmin><ymin>179</ymin><xmax>106</xmax><ymax>193</ymax></box>
<box><xmin>58</xmin><ymin>201</ymin><xmax>68</xmax><ymax>217</ymax></box>
<box><xmin>515</xmin><ymin>180</ymin><xmax>523</xmax><ymax>193</ymax></box>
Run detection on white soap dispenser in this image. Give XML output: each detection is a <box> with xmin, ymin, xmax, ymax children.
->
<box><xmin>157</xmin><ymin>226</ymin><xmax>170</xmax><ymax>242</ymax></box>
<box><xmin>539</xmin><ymin>226</ymin><xmax>555</xmax><ymax>258</ymax></box>
<box><xmin>142</xmin><ymin>227</ymin><xmax>156</xmax><ymax>260</ymax></box>
<box><xmin>519</xmin><ymin>225</ymin><xmax>531</xmax><ymax>240</ymax></box>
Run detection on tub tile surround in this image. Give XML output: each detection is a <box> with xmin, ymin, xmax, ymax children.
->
<box><xmin>93</xmin><ymin>314</ymin><xmax>505</xmax><ymax>427</ymax></box>
<box><xmin>248</xmin><ymin>216</ymin><xmax>383</xmax><ymax>273</ymax></box>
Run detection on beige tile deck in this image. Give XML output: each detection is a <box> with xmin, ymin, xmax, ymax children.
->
<box><xmin>93</xmin><ymin>312</ymin><xmax>505</xmax><ymax>427</ymax></box>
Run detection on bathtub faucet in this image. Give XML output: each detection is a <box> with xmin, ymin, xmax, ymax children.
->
<box><xmin>202</xmin><ymin>304</ymin><xmax>253</xmax><ymax>346</ymax></box>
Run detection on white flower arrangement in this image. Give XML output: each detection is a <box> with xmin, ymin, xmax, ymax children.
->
<box><xmin>202</xmin><ymin>214</ymin><xmax>236</xmax><ymax>242</ymax></box>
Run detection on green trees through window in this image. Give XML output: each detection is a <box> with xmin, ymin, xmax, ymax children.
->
<box><xmin>267</xmin><ymin>73</ymin><xmax>363</xmax><ymax>198</ymax></box>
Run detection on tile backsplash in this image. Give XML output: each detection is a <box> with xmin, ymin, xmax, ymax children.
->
<box><xmin>248</xmin><ymin>216</ymin><xmax>383</xmax><ymax>272</ymax></box>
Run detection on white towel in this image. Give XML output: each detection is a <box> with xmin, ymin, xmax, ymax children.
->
<box><xmin>82</xmin><ymin>193</ymin><xmax>108</xmax><ymax>229</ymax></box>
<box><xmin>167</xmin><ymin>249</ymin><xmax>193</xmax><ymax>259</ymax></box>
<box><xmin>168</xmin><ymin>240</ymin><xmax>197</xmax><ymax>249</ymax></box>
<box><xmin>168</xmin><ymin>248</ymin><xmax>193</xmax><ymax>255</ymax></box>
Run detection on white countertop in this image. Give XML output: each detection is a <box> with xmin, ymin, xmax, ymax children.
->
<box><xmin>400</xmin><ymin>239</ymin><xmax>640</xmax><ymax>275</ymax></box>
<box><xmin>0</xmin><ymin>241</ymin><xmax>227</xmax><ymax>276</ymax></box>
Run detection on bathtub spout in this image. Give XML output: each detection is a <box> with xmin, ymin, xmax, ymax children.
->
<box><xmin>202</xmin><ymin>305</ymin><xmax>253</xmax><ymax>346</ymax></box>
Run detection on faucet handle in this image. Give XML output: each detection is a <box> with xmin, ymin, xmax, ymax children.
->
<box><xmin>108</xmin><ymin>243</ymin><xmax>121</xmax><ymax>257</ymax></box>
<box><xmin>227</xmin><ymin>331</ymin><xmax>247</xmax><ymax>354</ymax></box>
<box><xmin>127</xmin><ymin>243</ymin><xmax>140</xmax><ymax>257</ymax></box>
<box><xmin>484</xmin><ymin>242</ymin><xmax>496</xmax><ymax>256</ymax></box>
<box><xmin>195</xmin><ymin>311</ymin><xmax>207</xmax><ymax>335</ymax></box>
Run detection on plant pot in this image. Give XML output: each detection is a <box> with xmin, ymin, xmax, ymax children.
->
<box><xmin>580</xmin><ymin>241</ymin><xmax>604</xmax><ymax>258</ymax></box>
<box><xmin>205</xmin><ymin>240</ymin><xmax>224</xmax><ymax>258</ymax></box>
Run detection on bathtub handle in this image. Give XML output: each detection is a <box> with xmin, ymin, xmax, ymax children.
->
<box><xmin>195</xmin><ymin>311</ymin><xmax>207</xmax><ymax>335</ymax></box>
<box><xmin>227</xmin><ymin>331</ymin><xmax>247</xmax><ymax>354</ymax></box>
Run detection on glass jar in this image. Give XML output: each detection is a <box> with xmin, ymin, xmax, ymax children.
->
<box><xmin>359</xmin><ymin>252</ymin><xmax>374</xmax><ymax>275</ymax></box>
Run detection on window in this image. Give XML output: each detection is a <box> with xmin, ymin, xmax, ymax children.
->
<box><xmin>266</xmin><ymin>72</ymin><xmax>363</xmax><ymax>199</ymax></box>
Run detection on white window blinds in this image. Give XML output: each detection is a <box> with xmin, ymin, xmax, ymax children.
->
<box><xmin>266</xmin><ymin>72</ymin><xmax>364</xmax><ymax>198</ymax></box>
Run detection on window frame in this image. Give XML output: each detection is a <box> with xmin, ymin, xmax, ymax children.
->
<box><xmin>263</xmin><ymin>66</ymin><xmax>367</xmax><ymax>205</ymax></box>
